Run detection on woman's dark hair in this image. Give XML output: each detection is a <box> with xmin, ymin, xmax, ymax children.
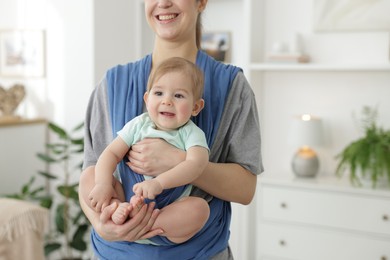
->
<box><xmin>196</xmin><ymin>12</ymin><xmax>202</xmax><ymax>49</ymax></box>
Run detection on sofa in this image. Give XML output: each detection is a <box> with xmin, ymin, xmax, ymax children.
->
<box><xmin>0</xmin><ymin>198</ymin><xmax>49</xmax><ymax>260</ymax></box>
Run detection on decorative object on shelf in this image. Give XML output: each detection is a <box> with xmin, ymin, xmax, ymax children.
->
<box><xmin>335</xmin><ymin>106</ymin><xmax>390</xmax><ymax>189</ymax></box>
<box><xmin>289</xmin><ymin>114</ymin><xmax>324</xmax><ymax>177</ymax></box>
<box><xmin>0</xmin><ymin>84</ymin><xmax>25</xmax><ymax>121</ymax></box>
<box><xmin>313</xmin><ymin>0</ymin><xmax>390</xmax><ymax>31</ymax></box>
<box><xmin>0</xmin><ymin>30</ymin><xmax>45</xmax><ymax>77</ymax></box>
<box><xmin>267</xmin><ymin>53</ymin><xmax>310</xmax><ymax>64</ymax></box>
<box><xmin>267</xmin><ymin>34</ymin><xmax>310</xmax><ymax>64</ymax></box>
<box><xmin>5</xmin><ymin>121</ymin><xmax>89</xmax><ymax>259</ymax></box>
<box><xmin>271</xmin><ymin>41</ymin><xmax>289</xmax><ymax>53</ymax></box>
<box><xmin>201</xmin><ymin>31</ymin><xmax>230</xmax><ymax>63</ymax></box>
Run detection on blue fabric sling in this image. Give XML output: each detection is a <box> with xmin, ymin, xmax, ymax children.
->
<box><xmin>91</xmin><ymin>51</ymin><xmax>241</xmax><ymax>259</ymax></box>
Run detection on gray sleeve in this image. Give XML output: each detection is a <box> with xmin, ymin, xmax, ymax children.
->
<box><xmin>211</xmin><ymin>71</ymin><xmax>264</xmax><ymax>175</ymax></box>
<box><xmin>191</xmin><ymin>71</ymin><xmax>264</xmax><ymax>201</ymax></box>
<box><xmin>82</xmin><ymin>77</ymin><xmax>113</xmax><ymax>169</ymax></box>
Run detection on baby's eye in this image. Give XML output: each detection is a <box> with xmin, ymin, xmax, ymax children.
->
<box><xmin>175</xmin><ymin>93</ymin><xmax>185</xmax><ymax>98</ymax></box>
<box><xmin>153</xmin><ymin>91</ymin><xmax>163</xmax><ymax>96</ymax></box>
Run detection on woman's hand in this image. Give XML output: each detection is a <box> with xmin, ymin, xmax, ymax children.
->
<box><xmin>96</xmin><ymin>201</ymin><xmax>163</xmax><ymax>242</ymax></box>
<box><xmin>79</xmin><ymin>166</ymin><xmax>163</xmax><ymax>242</ymax></box>
<box><xmin>127</xmin><ymin>138</ymin><xmax>186</xmax><ymax>177</ymax></box>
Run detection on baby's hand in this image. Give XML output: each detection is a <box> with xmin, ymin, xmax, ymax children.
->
<box><xmin>88</xmin><ymin>183</ymin><xmax>116</xmax><ymax>212</ymax></box>
<box><xmin>133</xmin><ymin>179</ymin><xmax>163</xmax><ymax>199</ymax></box>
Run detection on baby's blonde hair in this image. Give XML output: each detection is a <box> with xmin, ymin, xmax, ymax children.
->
<box><xmin>147</xmin><ymin>57</ymin><xmax>204</xmax><ymax>100</ymax></box>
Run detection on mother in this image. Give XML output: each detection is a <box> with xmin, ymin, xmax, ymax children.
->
<box><xmin>79</xmin><ymin>0</ymin><xmax>263</xmax><ymax>259</ymax></box>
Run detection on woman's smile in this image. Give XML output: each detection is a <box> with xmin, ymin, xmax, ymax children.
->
<box><xmin>157</xmin><ymin>13</ymin><xmax>178</xmax><ymax>21</ymax></box>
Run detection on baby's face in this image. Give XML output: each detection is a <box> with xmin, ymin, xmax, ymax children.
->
<box><xmin>144</xmin><ymin>71</ymin><xmax>199</xmax><ymax>131</ymax></box>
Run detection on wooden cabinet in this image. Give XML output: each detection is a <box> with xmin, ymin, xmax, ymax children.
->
<box><xmin>0</xmin><ymin>118</ymin><xmax>47</xmax><ymax>195</ymax></box>
<box><xmin>257</xmin><ymin>175</ymin><xmax>390</xmax><ymax>260</ymax></box>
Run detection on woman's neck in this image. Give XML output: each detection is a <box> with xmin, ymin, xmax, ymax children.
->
<box><xmin>152</xmin><ymin>40</ymin><xmax>198</xmax><ymax>69</ymax></box>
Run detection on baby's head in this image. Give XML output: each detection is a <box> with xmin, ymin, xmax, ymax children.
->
<box><xmin>147</xmin><ymin>57</ymin><xmax>204</xmax><ymax>100</ymax></box>
<box><xmin>144</xmin><ymin>57</ymin><xmax>205</xmax><ymax>131</ymax></box>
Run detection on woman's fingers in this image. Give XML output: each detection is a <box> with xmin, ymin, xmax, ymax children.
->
<box><xmin>123</xmin><ymin>202</ymin><xmax>162</xmax><ymax>241</ymax></box>
<box><xmin>139</xmin><ymin>205</ymin><xmax>163</xmax><ymax>239</ymax></box>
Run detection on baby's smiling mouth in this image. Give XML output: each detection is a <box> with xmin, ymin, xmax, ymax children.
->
<box><xmin>160</xmin><ymin>112</ymin><xmax>175</xmax><ymax>117</ymax></box>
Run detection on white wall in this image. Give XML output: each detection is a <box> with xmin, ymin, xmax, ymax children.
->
<box><xmin>0</xmin><ymin>0</ymin><xmax>94</xmax><ymax>128</ymax></box>
<box><xmin>94</xmin><ymin>0</ymin><xmax>138</xmax><ymax>84</ymax></box>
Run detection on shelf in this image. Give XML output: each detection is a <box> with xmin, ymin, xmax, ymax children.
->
<box><xmin>259</xmin><ymin>173</ymin><xmax>390</xmax><ymax>197</ymax></box>
<box><xmin>250</xmin><ymin>63</ymin><xmax>390</xmax><ymax>72</ymax></box>
<box><xmin>0</xmin><ymin>117</ymin><xmax>47</xmax><ymax>127</ymax></box>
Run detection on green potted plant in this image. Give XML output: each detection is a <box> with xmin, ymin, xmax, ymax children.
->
<box><xmin>6</xmin><ymin>121</ymin><xmax>90</xmax><ymax>259</ymax></box>
<box><xmin>335</xmin><ymin>106</ymin><xmax>390</xmax><ymax>188</ymax></box>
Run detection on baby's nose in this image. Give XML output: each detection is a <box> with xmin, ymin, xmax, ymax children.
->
<box><xmin>162</xmin><ymin>98</ymin><xmax>172</xmax><ymax>105</ymax></box>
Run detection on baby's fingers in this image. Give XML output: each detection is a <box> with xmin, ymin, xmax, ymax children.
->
<box><xmin>89</xmin><ymin>197</ymin><xmax>99</xmax><ymax>211</ymax></box>
<box><xmin>101</xmin><ymin>201</ymin><xmax>110</xmax><ymax>211</ymax></box>
<box><xmin>144</xmin><ymin>191</ymin><xmax>155</xmax><ymax>200</ymax></box>
<box><xmin>133</xmin><ymin>184</ymin><xmax>142</xmax><ymax>196</ymax></box>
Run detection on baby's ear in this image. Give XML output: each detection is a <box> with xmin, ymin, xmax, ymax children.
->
<box><xmin>143</xmin><ymin>92</ymin><xmax>149</xmax><ymax>103</ymax></box>
<box><xmin>192</xmin><ymin>99</ymin><xmax>205</xmax><ymax>116</ymax></box>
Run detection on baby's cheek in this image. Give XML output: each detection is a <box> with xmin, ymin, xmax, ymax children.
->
<box><xmin>179</xmin><ymin>105</ymin><xmax>193</xmax><ymax>117</ymax></box>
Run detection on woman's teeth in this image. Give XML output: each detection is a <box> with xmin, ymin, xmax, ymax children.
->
<box><xmin>159</xmin><ymin>14</ymin><xmax>176</xmax><ymax>21</ymax></box>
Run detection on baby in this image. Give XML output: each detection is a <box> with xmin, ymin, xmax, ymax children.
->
<box><xmin>88</xmin><ymin>57</ymin><xmax>210</xmax><ymax>244</ymax></box>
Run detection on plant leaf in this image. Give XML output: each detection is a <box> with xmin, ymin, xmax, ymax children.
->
<box><xmin>37</xmin><ymin>153</ymin><xmax>57</xmax><ymax>163</ymax></box>
<box><xmin>55</xmin><ymin>204</ymin><xmax>66</xmax><ymax>233</ymax></box>
<box><xmin>72</xmin><ymin>122</ymin><xmax>84</xmax><ymax>132</ymax></box>
<box><xmin>38</xmin><ymin>171</ymin><xmax>57</xmax><ymax>179</ymax></box>
<box><xmin>58</xmin><ymin>185</ymin><xmax>79</xmax><ymax>200</ymax></box>
<box><xmin>38</xmin><ymin>196</ymin><xmax>53</xmax><ymax>209</ymax></box>
<box><xmin>70</xmin><ymin>224</ymin><xmax>89</xmax><ymax>251</ymax></box>
<box><xmin>49</xmin><ymin>122</ymin><xmax>69</xmax><ymax>140</ymax></box>
<box><xmin>44</xmin><ymin>242</ymin><xmax>61</xmax><ymax>256</ymax></box>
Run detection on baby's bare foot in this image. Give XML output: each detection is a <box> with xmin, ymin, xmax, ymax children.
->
<box><xmin>111</xmin><ymin>202</ymin><xmax>131</xmax><ymax>225</ymax></box>
<box><xmin>129</xmin><ymin>195</ymin><xmax>145</xmax><ymax>218</ymax></box>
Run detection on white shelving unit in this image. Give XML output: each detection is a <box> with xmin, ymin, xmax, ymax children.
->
<box><xmin>210</xmin><ymin>1</ymin><xmax>390</xmax><ymax>259</ymax></box>
<box><xmin>246</xmin><ymin>1</ymin><xmax>390</xmax><ymax>260</ymax></box>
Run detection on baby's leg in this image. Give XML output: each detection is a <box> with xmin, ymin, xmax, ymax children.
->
<box><xmin>80</xmin><ymin>167</ymin><xmax>125</xmax><ymax>211</ymax></box>
<box><xmin>109</xmin><ymin>177</ymin><xmax>130</xmax><ymax>224</ymax></box>
<box><xmin>153</xmin><ymin>196</ymin><xmax>210</xmax><ymax>244</ymax></box>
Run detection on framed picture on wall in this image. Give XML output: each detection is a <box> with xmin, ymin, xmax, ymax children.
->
<box><xmin>0</xmin><ymin>30</ymin><xmax>45</xmax><ymax>77</ymax></box>
<box><xmin>201</xmin><ymin>31</ymin><xmax>231</xmax><ymax>63</ymax></box>
<box><xmin>313</xmin><ymin>0</ymin><xmax>390</xmax><ymax>31</ymax></box>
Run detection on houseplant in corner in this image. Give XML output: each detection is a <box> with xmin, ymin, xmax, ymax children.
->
<box><xmin>6</xmin><ymin>121</ymin><xmax>90</xmax><ymax>259</ymax></box>
<box><xmin>335</xmin><ymin>106</ymin><xmax>390</xmax><ymax>189</ymax></box>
